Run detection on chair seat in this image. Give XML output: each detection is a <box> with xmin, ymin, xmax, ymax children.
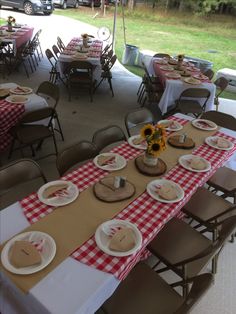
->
<box><xmin>183</xmin><ymin>187</ymin><xmax>231</xmax><ymax>222</ymax></box>
<box><xmin>14</xmin><ymin>125</ymin><xmax>52</xmax><ymax>144</ymax></box>
<box><xmin>148</xmin><ymin>217</ymin><xmax>211</xmax><ymax>278</ymax></box>
<box><xmin>176</xmin><ymin>99</ymin><xmax>203</xmax><ymax>113</ymax></box>
<box><xmin>208</xmin><ymin>167</ymin><xmax>236</xmax><ymax>194</ymax></box>
<box><xmin>102</xmin><ymin>263</ymin><xmax>183</xmax><ymax>314</ymax></box>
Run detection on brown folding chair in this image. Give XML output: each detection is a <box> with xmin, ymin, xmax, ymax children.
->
<box><xmin>45</xmin><ymin>48</ymin><xmax>65</xmax><ymax>85</ymax></box>
<box><xmin>153</xmin><ymin>53</ymin><xmax>171</xmax><ymax>59</ymax></box>
<box><xmin>124</xmin><ymin>108</ymin><xmax>155</xmax><ymax>137</ymax></box>
<box><xmin>95</xmin><ymin>54</ymin><xmax>117</xmax><ymax>97</ymax></box>
<box><xmin>0</xmin><ymin>158</ymin><xmax>47</xmax><ymax>210</ymax></box>
<box><xmin>52</xmin><ymin>44</ymin><xmax>61</xmax><ymax>60</ymax></box>
<box><xmin>92</xmin><ymin>125</ymin><xmax>126</xmax><ymax>153</ymax></box>
<box><xmin>64</xmin><ymin>60</ymin><xmax>95</xmax><ymax>102</ymax></box>
<box><xmin>56</xmin><ymin>140</ymin><xmax>98</xmax><ymax>176</ymax></box>
<box><xmin>8</xmin><ymin>107</ymin><xmax>59</xmax><ymax>158</ymax></box>
<box><xmin>36</xmin><ymin>81</ymin><xmax>64</xmax><ymax>141</ymax></box>
<box><xmin>203</xmin><ymin>69</ymin><xmax>214</xmax><ymax>80</ymax></box>
<box><xmin>148</xmin><ymin>216</ymin><xmax>236</xmax><ymax>297</ymax></box>
<box><xmin>99</xmin><ymin>263</ymin><xmax>213</xmax><ymax>314</ymax></box>
<box><xmin>57</xmin><ymin>36</ymin><xmax>66</xmax><ymax>52</ymax></box>
<box><xmin>201</xmin><ymin>111</ymin><xmax>236</xmax><ymax>206</ymax></box>
<box><xmin>174</xmin><ymin>88</ymin><xmax>211</xmax><ymax>117</ymax></box>
<box><xmin>213</xmin><ymin>77</ymin><xmax>229</xmax><ymax>111</ymax></box>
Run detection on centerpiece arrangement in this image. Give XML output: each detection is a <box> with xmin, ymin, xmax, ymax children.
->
<box><xmin>176</xmin><ymin>54</ymin><xmax>184</xmax><ymax>70</ymax></box>
<box><xmin>7</xmin><ymin>16</ymin><xmax>16</xmax><ymax>32</ymax></box>
<box><xmin>140</xmin><ymin>124</ymin><xmax>167</xmax><ymax>166</ymax></box>
<box><xmin>81</xmin><ymin>33</ymin><xmax>89</xmax><ymax>48</ymax></box>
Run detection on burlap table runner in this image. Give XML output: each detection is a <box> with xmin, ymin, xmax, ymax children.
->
<box><xmin>0</xmin><ymin>121</ymin><xmax>218</xmax><ymax>293</ymax></box>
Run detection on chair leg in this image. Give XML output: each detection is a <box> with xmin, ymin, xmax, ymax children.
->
<box><xmin>55</xmin><ymin>115</ymin><xmax>64</xmax><ymax>141</ymax></box>
<box><xmin>108</xmin><ymin>77</ymin><xmax>114</xmax><ymax>97</ymax></box>
<box><xmin>52</xmin><ymin>133</ymin><xmax>58</xmax><ymax>155</ymax></box>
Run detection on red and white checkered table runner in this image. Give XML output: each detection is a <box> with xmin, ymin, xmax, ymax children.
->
<box><xmin>20</xmin><ymin>117</ymin><xmax>236</xmax><ymax>280</ymax></box>
<box><xmin>0</xmin><ymin>100</ymin><xmax>25</xmax><ymax>152</ymax></box>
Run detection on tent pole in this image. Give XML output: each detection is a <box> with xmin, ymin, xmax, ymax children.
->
<box><xmin>121</xmin><ymin>0</ymin><xmax>126</xmax><ymax>46</ymax></box>
<box><xmin>112</xmin><ymin>0</ymin><xmax>118</xmax><ymax>50</ymax></box>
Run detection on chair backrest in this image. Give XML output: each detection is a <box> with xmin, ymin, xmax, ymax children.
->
<box><xmin>57</xmin><ymin>36</ymin><xmax>66</xmax><ymax>52</ymax></box>
<box><xmin>203</xmin><ymin>69</ymin><xmax>214</xmax><ymax>80</ymax></box>
<box><xmin>45</xmin><ymin>48</ymin><xmax>57</xmax><ymax>67</ymax></box>
<box><xmin>52</xmin><ymin>44</ymin><xmax>60</xmax><ymax>59</ymax></box>
<box><xmin>0</xmin><ymin>159</ymin><xmax>47</xmax><ymax>209</ymax></box>
<box><xmin>153</xmin><ymin>53</ymin><xmax>171</xmax><ymax>59</ymax></box>
<box><xmin>56</xmin><ymin>140</ymin><xmax>98</xmax><ymax>176</ymax></box>
<box><xmin>125</xmin><ymin>108</ymin><xmax>155</xmax><ymax>137</ymax></box>
<box><xmin>18</xmin><ymin>107</ymin><xmax>55</xmax><ymax>126</ymax></box>
<box><xmin>65</xmin><ymin>60</ymin><xmax>94</xmax><ymax>79</ymax></box>
<box><xmin>214</xmin><ymin>77</ymin><xmax>229</xmax><ymax>97</ymax></box>
<box><xmin>36</xmin><ymin>81</ymin><xmax>60</xmax><ymax>109</ymax></box>
<box><xmin>180</xmin><ymin>88</ymin><xmax>211</xmax><ymax>99</ymax></box>
<box><xmin>201</xmin><ymin>111</ymin><xmax>236</xmax><ymax>131</ymax></box>
<box><xmin>92</xmin><ymin>125</ymin><xmax>127</xmax><ymax>152</ymax></box>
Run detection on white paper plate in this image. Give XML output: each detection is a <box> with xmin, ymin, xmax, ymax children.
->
<box><xmin>160</xmin><ymin>65</ymin><xmax>174</xmax><ymax>71</ymax></box>
<box><xmin>158</xmin><ymin>120</ymin><xmax>183</xmax><ymax>131</ymax></box>
<box><xmin>146</xmin><ymin>179</ymin><xmax>185</xmax><ymax>203</ymax></box>
<box><xmin>205</xmin><ymin>136</ymin><xmax>234</xmax><ymax>151</ymax></box>
<box><xmin>37</xmin><ymin>180</ymin><xmax>79</xmax><ymax>207</ymax></box>
<box><xmin>128</xmin><ymin>135</ymin><xmax>147</xmax><ymax>150</ymax></box>
<box><xmin>182</xmin><ymin>77</ymin><xmax>201</xmax><ymax>85</ymax></box>
<box><xmin>5</xmin><ymin>95</ymin><xmax>29</xmax><ymax>104</ymax></box>
<box><xmin>179</xmin><ymin>154</ymin><xmax>211</xmax><ymax>172</ymax></box>
<box><xmin>191</xmin><ymin>119</ymin><xmax>217</xmax><ymax>131</ymax></box>
<box><xmin>93</xmin><ymin>153</ymin><xmax>127</xmax><ymax>171</ymax></box>
<box><xmin>1</xmin><ymin>231</ymin><xmax>56</xmax><ymax>275</ymax></box>
<box><xmin>165</xmin><ymin>72</ymin><xmax>181</xmax><ymax>79</ymax></box>
<box><xmin>95</xmin><ymin>219</ymin><xmax>142</xmax><ymax>257</ymax></box>
<box><xmin>9</xmin><ymin>86</ymin><xmax>33</xmax><ymax>95</ymax></box>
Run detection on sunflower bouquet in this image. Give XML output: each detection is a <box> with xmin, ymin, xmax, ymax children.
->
<box><xmin>7</xmin><ymin>16</ymin><xmax>16</xmax><ymax>25</ymax></box>
<box><xmin>140</xmin><ymin>124</ymin><xmax>167</xmax><ymax>158</ymax></box>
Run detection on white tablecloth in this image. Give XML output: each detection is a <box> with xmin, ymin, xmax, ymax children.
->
<box><xmin>1</xmin><ymin>114</ymin><xmax>235</xmax><ymax>314</ymax></box>
<box><xmin>146</xmin><ymin>58</ymin><xmax>216</xmax><ymax>115</ymax></box>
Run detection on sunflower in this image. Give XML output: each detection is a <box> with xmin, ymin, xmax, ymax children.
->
<box><xmin>141</xmin><ymin>124</ymin><xmax>155</xmax><ymax>139</ymax></box>
<box><xmin>148</xmin><ymin>139</ymin><xmax>162</xmax><ymax>157</ymax></box>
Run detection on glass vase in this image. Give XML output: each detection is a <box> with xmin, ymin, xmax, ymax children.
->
<box><xmin>143</xmin><ymin>152</ymin><xmax>158</xmax><ymax>167</ymax></box>
<box><xmin>7</xmin><ymin>23</ymin><xmax>13</xmax><ymax>32</ymax></box>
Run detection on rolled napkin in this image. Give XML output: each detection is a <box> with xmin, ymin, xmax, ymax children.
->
<box><xmin>97</xmin><ymin>155</ymin><xmax>116</xmax><ymax>166</ymax></box>
<box><xmin>42</xmin><ymin>183</ymin><xmax>68</xmax><ymax>199</ymax></box>
<box><xmin>157</xmin><ymin>183</ymin><xmax>178</xmax><ymax>200</ymax></box>
<box><xmin>9</xmin><ymin>241</ymin><xmax>42</xmax><ymax>268</ymax></box>
<box><xmin>190</xmin><ymin>157</ymin><xmax>206</xmax><ymax>170</ymax></box>
<box><xmin>132</xmin><ymin>136</ymin><xmax>146</xmax><ymax>145</ymax></box>
<box><xmin>109</xmin><ymin>228</ymin><xmax>136</xmax><ymax>252</ymax></box>
<box><xmin>216</xmin><ymin>138</ymin><xmax>230</xmax><ymax>149</ymax></box>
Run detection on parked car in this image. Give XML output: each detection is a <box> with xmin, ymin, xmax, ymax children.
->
<box><xmin>0</xmin><ymin>0</ymin><xmax>54</xmax><ymax>15</ymax></box>
<box><xmin>53</xmin><ymin>0</ymin><xmax>79</xmax><ymax>9</ymax></box>
<box><xmin>78</xmin><ymin>0</ymin><xmax>102</xmax><ymax>7</ymax></box>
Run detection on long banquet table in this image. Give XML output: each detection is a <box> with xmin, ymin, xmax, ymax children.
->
<box><xmin>1</xmin><ymin>113</ymin><xmax>236</xmax><ymax>314</ymax></box>
<box><xmin>0</xmin><ymin>83</ymin><xmax>48</xmax><ymax>152</ymax></box>
<box><xmin>147</xmin><ymin>57</ymin><xmax>216</xmax><ymax>115</ymax></box>
<box><xmin>57</xmin><ymin>37</ymin><xmax>103</xmax><ymax>80</ymax></box>
<box><xmin>0</xmin><ymin>25</ymin><xmax>34</xmax><ymax>55</ymax></box>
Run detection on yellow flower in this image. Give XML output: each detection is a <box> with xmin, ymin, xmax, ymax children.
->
<box><xmin>148</xmin><ymin>139</ymin><xmax>162</xmax><ymax>157</ymax></box>
<box><xmin>141</xmin><ymin>124</ymin><xmax>155</xmax><ymax>139</ymax></box>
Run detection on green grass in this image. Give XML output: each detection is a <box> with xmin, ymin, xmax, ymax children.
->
<box><xmin>5</xmin><ymin>8</ymin><xmax>236</xmax><ymax>100</ymax></box>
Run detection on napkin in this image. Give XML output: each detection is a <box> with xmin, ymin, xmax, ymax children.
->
<box><xmin>9</xmin><ymin>241</ymin><xmax>42</xmax><ymax>268</ymax></box>
<box><xmin>109</xmin><ymin>228</ymin><xmax>135</xmax><ymax>252</ymax></box>
<box><xmin>157</xmin><ymin>183</ymin><xmax>178</xmax><ymax>200</ymax></box>
<box><xmin>216</xmin><ymin>138</ymin><xmax>230</xmax><ymax>148</ymax></box>
<box><xmin>97</xmin><ymin>155</ymin><xmax>116</xmax><ymax>166</ymax></box>
<box><xmin>42</xmin><ymin>183</ymin><xmax>68</xmax><ymax>199</ymax></box>
<box><xmin>190</xmin><ymin>157</ymin><xmax>206</xmax><ymax>170</ymax></box>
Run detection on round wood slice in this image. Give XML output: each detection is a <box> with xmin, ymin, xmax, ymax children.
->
<box><xmin>93</xmin><ymin>177</ymin><xmax>136</xmax><ymax>203</ymax></box>
<box><xmin>135</xmin><ymin>155</ymin><xmax>167</xmax><ymax>176</ymax></box>
<box><xmin>168</xmin><ymin>135</ymin><xmax>195</xmax><ymax>149</ymax></box>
